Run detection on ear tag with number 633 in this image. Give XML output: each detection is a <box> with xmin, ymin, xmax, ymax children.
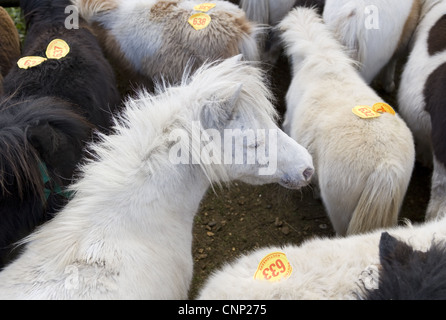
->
<box><xmin>254</xmin><ymin>252</ymin><xmax>293</xmax><ymax>282</ymax></box>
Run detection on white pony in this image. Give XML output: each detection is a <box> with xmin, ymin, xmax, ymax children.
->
<box><xmin>240</xmin><ymin>0</ymin><xmax>420</xmax><ymax>91</ymax></box>
<box><xmin>280</xmin><ymin>8</ymin><xmax>415</xmax><ymax>236</ymax></box>
<box><xmin>72</xmin><ymin>0</ymin><xmax>261</xmax><ymax>88</ymax></box>
<box><xmin>322</xmin><ymin>0</ymin><xmax>421</xmax><ymax>92</ymax></box>
<box><xmin>197</xmin><ymin>213</ymin><xmax>446</xmax><ymax>300</ymax></box>
<box><xmin>397</xmin><ymin>0</ymin><xmax>446</xmax><ymax>220</ymax></box>
<box><xmin>0</xmin><ymin>56</ymin><xmax>314</xmax><ymax>300</ymax></box>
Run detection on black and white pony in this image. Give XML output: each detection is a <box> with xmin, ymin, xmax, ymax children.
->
<box><xmin>0</xmin><ymin>0</ymin><xmax>121</xmax><ymax>269</ymax></box>
<box><xmin>359</xmin><ymin>232</ymin><xmax>446</xmax><ymax>300</ymax></box>
<box><xmin>397</xmin><ymin>0</ymin><xmax>446</xmax><ymax>221</ymax></box>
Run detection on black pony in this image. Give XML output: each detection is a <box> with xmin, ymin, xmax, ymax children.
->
<box><xmin>0</xmin><ymin>0</ymin><xmax>121</xmax><ymax>269</ymax></box>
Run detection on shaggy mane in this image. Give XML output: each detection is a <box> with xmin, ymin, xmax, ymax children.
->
<box><xmin>73</xmin><ymin>56</ymin><xmax>277</xmax><ymax>190</ymax></box>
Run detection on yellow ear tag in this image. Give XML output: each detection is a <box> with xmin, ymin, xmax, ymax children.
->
<box><xmin>46</xmin><ymin>39</ymin><xmax>70</xmax><ymax>59</ymax></box>
<box><xmin>188</xmin><ymin>13</ymin><xmax>212</xmax><ymax>30</ymax></box>
<box><xmin>254</xmin><ymin>252</ymin><xmax>293</xmax><ymax>282</ymax></box>
<box><xmin>352</xmin><ymin>106</ymin><xmax>381</xmax><ymax>119</ymax></box>
<box><xmin>193</xmin><ymin>3</ymin><xmax>216</xmax><ymax>12</ymax></box>
<box><xmin>17</xmin><ymin>56</ymin><xmax>48</xmax><ymax>69</ymax></box>
<box><xmin>372</xmin><ymin>103</ymin><xmax>396</xmax><ymax>115</ymax></box>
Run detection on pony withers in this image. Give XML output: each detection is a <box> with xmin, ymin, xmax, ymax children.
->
<box><xmin>0</xmin><ymin>55</ymin><xmax>314</xmax><ymax>299</ymax></box>
<box><xmin>0</xmin><ymin>0</ymin><xmax>121</xmax><ymax>269</ymax></box>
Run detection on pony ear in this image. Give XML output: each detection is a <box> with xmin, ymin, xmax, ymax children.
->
<box><xmin>27</xmin><ymin>122</ymin><xmax>59</xmax><ymax>156</ymax></box>
<box><xmin>27</xmin><ymin>122</ymin><xmax>82</xmax><ymax>181</ymax></box>
<box><xmin>379</xmin><ymin>232</ymin><xmax>414</xmax><ymax>267</ymax></box>
<box><xmin>200</xmin><ymin>84</ymin><xmax>243</xmax><ymax>130</ymax></box>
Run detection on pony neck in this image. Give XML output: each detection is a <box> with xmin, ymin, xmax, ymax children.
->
<box><xmin>66</xmin><ymin>163</ymin><xmax>211</xmax><ymax>247</ymax></box>
<box><xmin>24</xmin><ymin>126</ymin><xmax>214</xmax><ymax>277</ymax></box>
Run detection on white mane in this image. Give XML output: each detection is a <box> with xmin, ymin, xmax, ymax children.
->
<box><xmin>19</xmin><ymin>56</ymin><xmax>277</xmax><ymax>252</ymax></box>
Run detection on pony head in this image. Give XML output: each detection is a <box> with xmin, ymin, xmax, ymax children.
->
<box><xmin>166</xmin><ymin>55</ymin><xmax>314</xmax><ymax>189</ymax></box>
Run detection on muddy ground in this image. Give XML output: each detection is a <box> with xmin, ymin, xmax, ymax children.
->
<box><xmin>188</xmin><ymin>53</ymin><xmax>432</xmax><ymax>299</ymax></box>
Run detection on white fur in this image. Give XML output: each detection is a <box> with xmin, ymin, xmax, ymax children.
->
<box><xmin>197</xmin><ymin>214</ymin><xmax>446</xmax><ymax>300</ymax></box>
<box><xmin>280</xmin><ymin>8</ymin><xmax>415</xmax><ymax>236</ymax></box>
<box><xmin>240</xmin><ymin>0</ymin><xmax>418</xmax><ymax>87</ymax></box>
<box><xmin>428</xmin><ymin>157</ymin><xmax>446</xmax><ymax>220</ymax></box>
<box><xmin>0</xmin><ymin>56</ymin><xmax>314</xmax><ymax>300</ymax></box>
<box><xmin>323</xmin><ymin>0</ymin><xmax>419</xmax><ymax>91</ymax></box>
<box><xmin>397</xmin><ymin>0</ymin><xmax>446</xmax><ymax>221</ymax></box>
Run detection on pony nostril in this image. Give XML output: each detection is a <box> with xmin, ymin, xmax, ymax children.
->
<box><xmin>303</xmin><ymin>168</ymin><xmax>314</xmax><ymax>182</ymax></box>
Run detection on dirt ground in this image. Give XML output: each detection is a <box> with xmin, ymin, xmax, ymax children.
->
<box><xmin>188</xmin><ymin>53</ymin><xmax>432</xmax><ymax>299</ymax></box>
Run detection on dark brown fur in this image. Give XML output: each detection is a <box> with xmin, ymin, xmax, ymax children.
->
<box><xmin>424</xmin><ymin>62</ymin><xmax>446</xmax><ymax>168</ymax></box>
<box><xmin>397</xmin><ymin>0</ymin><xmax>422</xmax><ymax>55</ymax></box>
<box><xmin>150</xmin><ymin>0</ymin><xmax>179</xmax><ymax>19</ymax></box>
<box><xmin>90</xmin><ymin>21</ymin><xmax>150</xmax><ymax>96</ymax></box>
<box><xmin>428</xmin><ymin>14</ymin><xmax>446</xmax><ymax>56</ymax></box>
<box><xmin>0</xmin><ymin>7</ymin><xmax>21</xmax><ymax>78</ymax></box>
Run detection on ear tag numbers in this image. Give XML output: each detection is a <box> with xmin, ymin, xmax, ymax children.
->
<box><xmin>17</xmin><ymin>56</ymin><xmax>48</xmax><ymax>69</ymax></box>
<box><xmin>254</xmin><ymin>252</ymin><xmax>293</xmax><ymax>282</ymax></box>
<box><xmin>46</xmin><ymin>39</ymin><xmax>70</xmax><ymax>59</ymax></box>
<box><xmin>352</xmin><ymin>106</ymin><xmax>381</xmax><ymax>119</ymax></box>
<box><xmin>188</xmin><ymin>13</ymin><xmax>212</xmax><ymax>30</ymax></box>
<box><xmin>193</xmin><ymin>3</ymin><xmax>216</xmax><ymax>12</ymax></box>
<box><xmin>17</xmin><ymin>39</ymin><xmax>70</xmax><ymax>70</ymax></box>
<box><xmin>372</xmin><ymin>102</ymin><xmax>396</xmax><ymax>115</ymax></box>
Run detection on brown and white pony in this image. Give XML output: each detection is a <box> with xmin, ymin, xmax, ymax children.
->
<box><xmin>72</xmin><ymin>0</ymin><xmax>261</xmax><ymax>93</ymax></box>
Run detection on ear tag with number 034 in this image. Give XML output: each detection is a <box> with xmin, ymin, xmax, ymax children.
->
<box><xmin>193</xmin><ymin>3</ymin><xmax>216</xmax><ymax>12</ymax></box>
<box><xmin>254</xmin><ymin>252</ymin><xmax>293</xmax><ymax>282</ymax></box>
<box><xmin>188</xmin><ymin>13</ymin><xmax>212</xmax><ymax>30</ymax></box>
<box><xmin>46</xmin><ymin>39</ymin><xmax>70</xmax><ymax>59</ymax></box>
<box><xmin>17</xmin><ymin>56</ymin><xmax>48</xmax><ymax>69</ymax></box>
